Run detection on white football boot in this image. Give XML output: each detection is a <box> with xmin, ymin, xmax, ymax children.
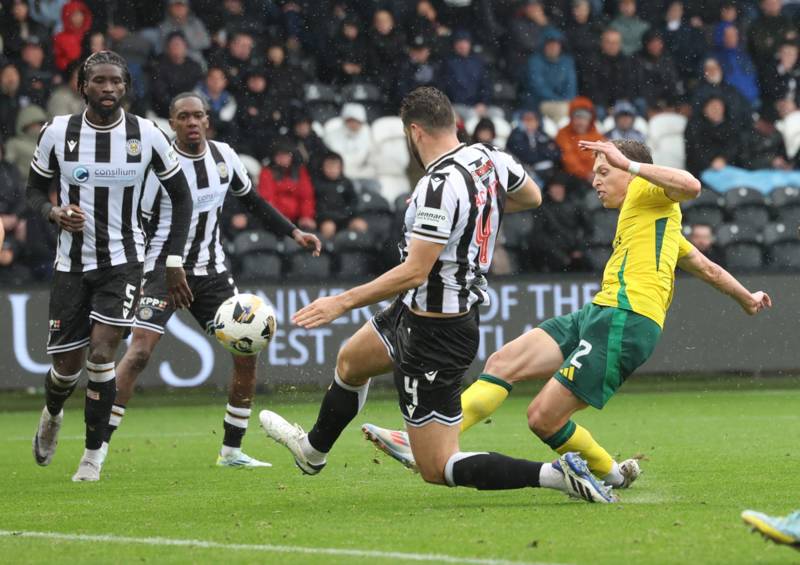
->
<box><xmin>33</xmin><ymin>407</ymin><xmax>63</xmax><ymax>466</ymax></box>
<box><xmin>216</xmin><ymin>450</ymin><xmax>272</xmax><ymax>468</ymax></box>
<box><xmin>259</xmin><ymin>410</ymin><xmax>325</xmax><ymax>475</ymax></box>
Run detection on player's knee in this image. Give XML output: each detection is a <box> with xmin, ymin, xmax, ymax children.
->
<box><xmin>484</xmin><ymin>350</ymin><xmax>516</xmax><ymax>384</ymax></box>
<box><xmin>527</xmin><ymin>402</ymin><xmax>558</xmax><ymax>440</ymax></box>
<box><xmin>87</xmin><ymin>345</ymin><xmax>115</xmax><ymax>366</ymax></box>
<box><xmin>126</xmin><ymin>345</ymin><xmax>152</xmax><ymax>373</ymax></box>
<box><xmin>335</xmin><ymin>349</ymin><xmax>366</xmax><ymax>387</ymax></box>
<box><xmin>417</xmin><ymin>461</ymin><xmax>447</xmax><ymax>485</ymax></box>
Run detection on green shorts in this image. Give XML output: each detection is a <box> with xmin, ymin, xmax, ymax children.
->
<box><xmin>539</xmin><ymin>303</ymin><xmax>661</xmax><ymax>409</ymax></box>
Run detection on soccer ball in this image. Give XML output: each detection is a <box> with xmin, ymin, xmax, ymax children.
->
<box><xmin>213</xmin><ymin>293</ymin><xmax>277</xmax><ymax>356</ymax></box>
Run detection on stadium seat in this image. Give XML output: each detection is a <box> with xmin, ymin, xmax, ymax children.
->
<box><xmin>762</xmin><ymin>222</ymin><xmax>795</xmax><ymax>246</ymax></box>
<box><xmin>339</xmin><ymin>82</ymin><xmax>382</xmax><ymax>104</ymax></box>
<box><xmin>770</xmin><ymin>186</ymin><xmax>800</xmax><ymax>227</ymax></box>
<box><xmin>334</xmin><ymin>230</ymin><xmax>376</xmax><ymax>279</ymax></box>
<box><xmin>715</xmin><ymin>223</ymin><xmax>761</xmax><ymax>247</ymax></box>
<box><xmin>647</xmin><ymin>112</ymin><xmax>687</xmax><ymax>169</ymax></box>
<box><xmin>284</xmin><ymin>244</ymin><xmax>332</xmax><ymax>281</ymax></box>
<box><xmin>542</xmin><ymin>115</ymin><xmax>559</xmax><ymax>138</ymax></box>
<box><xmin>376</xmin><ymin>176</ymin><xmax>411</xmax><ymax>204</ymax></box>
<box><xmin>589</xmin><ymin>209</ymin><xmax>619</xmax><ymax>246</ymax></box>
<box><xmin>307</xmin><ymin>103</ymin><xmax>341</xmax><ymax>125</ymax></box>
<box><xmin>724</xmin><ymin>187</ymin><xmax>770</xmax><ymax>228</ymax></box>
<box><xmin>681</xmin><ymin>188</ymin><xmax>725</xmax><ymax>226</ymax></box>
<box><xmin>358</xmin><ymin>190</ymin><xmax>393</xmax><ymax>243</ymax></box>
<box><xmin>492</xmin><ymin>81</ymin><xmax>517</xmax><ymax>117</ymax></box>
<box><xmin>357</xmin><ymin>189</ymin><xmax>391</xmax><ymax>213</ymax></box>
<box><xmin>767</xmin><ymin>240</ymin><xmax>800</xmax><ymax>270</ymax></box>
<box><xmin>352</xmin><ymin>178</ymin><xmax>382</xmax><ymax>196</ymax></box>
<box><xmin>304</xmin><ymin>83</ymin><xmax>341</xmax><ymax>125</ymax></box>
<box><xmin>777</xmin><ymin>110</ymin><xmax>800</xmax><ymax>159</ymax></box>
<box><xmin>237</xmin><ymin>154</ymin><xmax>261</xmax><ymax>181</ymax></box>
<box><xmin>586</xmin><ymin>245</ymin><xmax>612</xmax><ymax>272</ymax></box>
<box><xmin>233</xmin><ymin>230</ymin><xmax>282</xmax><ymax>282</ymax></box>
<box><xmin>233</xmin><ymin>230</ymin><xmax>279</xmax><ymax>255</ymax></box>
<box><xmin>716</xmin><ymin>223</ymin><xmax>764</xmax><ymax>271</ymax></box>
<box><xmin>601</xmin><ymin>115</ymin><xmax>649</xmax><ymax>137</ymax></box>
<box><xmin>372</xmin><ymin>117</ymin><xmax>410</xmax><ymax>178</ymax></box>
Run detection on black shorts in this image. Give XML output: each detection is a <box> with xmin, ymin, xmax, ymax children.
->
<box><xmin>47</xmin><ymin>263</ymin><xmax>143</xmax><ymax>355</ymax></box>
<box><xmin>133</xmin><ymin>269</ymin><xmax>238</xmax><ymax>335</ymax></box>
<box><xmin>371</xmin><ymin>299</ymin><xmax>480</xmax><ymax>427</ymax></box>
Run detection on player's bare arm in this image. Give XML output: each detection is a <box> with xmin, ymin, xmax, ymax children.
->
<box><xmin>504</xmin><ymin>176</ymin><xmax>543</xmax><ymax>213</ymax></box>
<box><xmin>293</xmin><ymin>237</ymin><xmax>444</xmax><ymax>328</ymax></box>
<box><xmin>579</xmin><ymin>139</ymin><xmax>701</xmax><ymax>202</ymax></box>
<box><xmin>677</xmin><ymin>248</ymin><xmax>772</xmax><ymax>315</ymax></box>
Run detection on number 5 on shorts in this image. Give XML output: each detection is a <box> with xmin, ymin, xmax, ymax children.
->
<box><xmin>570</xmin><ymin>339</ymin><xmax>592</xmax><ymax>369</ymax></box>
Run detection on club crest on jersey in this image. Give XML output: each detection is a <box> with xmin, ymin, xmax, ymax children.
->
<box><xmin>72</xmin><ymin>166</ymin><xmax>90</xmax><ymax>182</ymax></box>
<box><xmin>217</xmin><ymin>162</ymin><xmax>229</xmax><ymax>178</ymax></box>
<box><xmin>138</xmin><ymin>307</ymin><xmax>154</xmax><ymax>320</ymax></box>
<box><xmin>126</xmin><ymin>138</ymin><xmax>142</xmax><ymax>156</ymax></box>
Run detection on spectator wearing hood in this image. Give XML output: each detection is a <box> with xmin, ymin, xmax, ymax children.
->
<box><xmin>525</xmin><ymin>29</ymin><xmax>577</xmax><ymax>123</ymax></box>
<box><xmin>506</xmin><ymin>109</ymin><xmax>561</xmax><ymax>182</ymax></box>
<box><xmin>555</xmin><ymin>96</ymin><xmax>605</xmax><ymax>183</ymax></box>
<box><xmin>439</xmin><ymin>30</ymin><xmax>492</xmax><ymax>119</ymax></box>
<box><xmin>713</xmin><ymin>23</ymin><xmax>760</xmax><ymax>107</ymax></box>
<box><xmin>685</xmin><ymin>96</ymin><xmax>740</xmax><ymax>175</ymax></box>
<box><xmin>605</xmin><ymin>100</ymin><xmax>646</xmax><ymax>142</ymax></box>
<box><xmin>313</xmin><ymin>152</ymin><xmax>367</xmax><ymax>240</ymax></box>
<box><xmin>258</xmin><ymin>140</ymin><xmax>316</xmax><ymax>231</ymax></box>
<box><xmin>265</xmin><ymin>43</ymin><xmax>305</xmax><ymax>109</ymax></box>
<box><xmin>635</xmin><ymin>29</ymin><xmax>680</xmax><ymax>110</ymax></box>
<box><xmin>662</xmin><ymin>1</ymin><xmax>706</xmax><ymax>85</ymax></box>
<box><xmin>0</xmin><ymin>0</ymin><xmax>50</xmax><ymax>61</ymax></box>
<box><xmin>610</xmin><ymin>0</ymin><xmax>650</xmax><ymax>56</ymax></box>
<box><xmin>5</xmin><ymin>104</ymin><xmax>47</xmax><ymax>181</ymax></box>
<box><xmin>323</xmin><ymin>103</ymin><xmax>376</xmax><ymax>180</ymax></box>
<box><xmin>328</xmin><ymin>16</ymin><xmax>370</xmax><ymax>85</ymax></box>
<box><xmin>235</xmin><ymin>66</ymin><xmax>285</xmax><ymax>161</ymax></box>
<box><xmin>28</xmin><ymin>0</ymin><xmax>67</xmax><ymax>31</ymax></box>
<box><xmin>508</xmin><ymin>0</ymin><xmax>557</xmax><ymax>80</ymax></box>
<box><xmin>368</xmin><ymin>9</ymin><xmax>407</xmax><ymax>98</ymax></box>
<box><xmin>691</xmin><ymin>57</ymin><xmax>753</xmax><ymax>129</ymax></box>
<box><xmin>158</xmin><ymin>0</ymin><xmax>211</xmax><ymax>66</ymax></box>
<box><xmin>151</xmin><ymin>32</ymin><xmax>204</xmax><ymax>118</ymax></box>
<box><xmin>53</xmin><ymin>1</ymin><xmax>92</xmax><ymax>72</ymax></box>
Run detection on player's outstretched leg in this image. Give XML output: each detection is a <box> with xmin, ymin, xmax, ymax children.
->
<box><xmin>261</xmin><ymin>322</ymin><xmax>392</xmax><ymax>474</ymax></box>
<box><xmin>742</xmin><ymin>510</ymin><xmax>800</xmax><ymax>549</ymax></box>
<box><xmin>217</xmin><ymin>354</ymin><xmax>270</xmax><ymax>468</ymax></box>
<box><xmin>72</xmin><ymin>323</ymin><xmax>125</xmax><ymax>482</ymax></box>
<box><xmin>33</xmin><ymin>350</ymin><xmax>84</xmax><ymax>466</ymax></box>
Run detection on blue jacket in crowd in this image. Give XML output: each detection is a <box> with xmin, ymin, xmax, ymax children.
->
<box><xmin>526</xmin><ymin>51</ymin><xmax>577</xmax><ymax>109</ymax></box>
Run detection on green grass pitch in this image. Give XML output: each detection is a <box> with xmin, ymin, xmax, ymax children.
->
<box><xmin>1</xmin><ymin>377</ymin><xmax>799</xmax><ymax>564</ymax></box>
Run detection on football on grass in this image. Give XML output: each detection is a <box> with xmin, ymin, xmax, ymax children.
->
<box><xmin>214</xmin><ymin>293</ymin><xmax>276</xmax><ymax>356</ymax></box>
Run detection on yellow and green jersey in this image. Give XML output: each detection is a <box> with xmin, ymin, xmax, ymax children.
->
<box><xmin>592</xmin><ymin>177</ymin><xmax>695</xmax><ymax>329</ymax></box>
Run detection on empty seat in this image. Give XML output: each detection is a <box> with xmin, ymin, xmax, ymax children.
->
<box><xmin>724</xmin><ymin>187</ymin><xmax>770</xmax><ymax>228</ymax></box>
<box><xmin>304</xmin><ymin>82</ymin><xmax>337</xmax><ymax>104</ymax></box>
<box><xmin>715</xmin><ymin>223</ymin><xmax>761</xmax><ymax>247</ymax></box>
<box><xmin>233</xmin><ymin>230</ymin><xmax>279</xmax><ymax>255</ymax></box>
<box><xmin>357</xmin><ymin>189</ymin><xmax>391</xmax><ymax>213</ymax></box>
<box><xmin>233</xmin><ymin>231</ymin><xmax>282</xmax><ymax>282</ymax></box>
<box><xmin>770</xmin><ymin>186</ymin><xmax>800</xmax><ymax>226</ymax></box>
<box><xmin>716</xmin><ymin>223</ymin><xmax>764</xmax><ymax>271</ymax></box>
<box><xmin>372</xmin><ymin>116</ymin><xmax>409</xmax><ymax>177</ymax></box>
<box><xmin>768</xmin><ymin>240</ymin><xmax>800</xmax><ymax>270</ymax></box>
<box><xmin>762</xmin><ymin>222</ymin><xmax>795</xmax><ymax>246</ymax></box>
<box><xmin>285</xmin><ymin>251</ymin><xmax>332</xmax><ymax>280</ymax></box>
<box><xmin>334</xmin><ymin>230</ymin><xmax>376</xmax><ymax>279</ymax></box>
<box><xmin>376</xmin><ymin>175</ymin><xmax>411</xmax><ymax>203</ymax></box>
<box><xmin>237</xmin><ymin>153</ymin><xmax>261</xmax><ymax>181</ymax></box>
<box><xmin>339</xmin><ymin>82</ymin><xmax>382</xmax><ymax>103</ymax></box>
<box><xmin>681</xmin><ymin>188</ymin><xmax>725</xmax><ymax>226</ymax></box>
<box><xmin>647</xmin><ymin>112</ymin><xmax>687</xmax><ymax>169</ymax></box>
<box><xmin>307</xmin><ymin>103</ymin><xmax>340</xmax><ymax>125</ymax></box>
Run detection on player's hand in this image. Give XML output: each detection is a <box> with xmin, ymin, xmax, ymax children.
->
<box><xmin>292</xmin><ymin>228</ymin><xmax>322</xmax><ymax>257</ymax></box>
<box><xmin>50</xmin><ymin>204</ymin><xmax>86</xmax><ymax>232</ymax></box>
<box><xmin>578</xmin><ymin>140</ymin><xmax>631</xmax><ymax>171</ymax></box>
<box><xmin>166</xmin><ymin>266</ymin><xmax>194</xmax><ymax>309</ymax></box>
<box><xmin>293</xmin><ymin>295</ymin><xmax>347</xmax><ymax>328</ymax></box>
<box><xmin>741</xmin><ymin>291</ymin><xmax>772</xmax><ymax>315</ymax></box>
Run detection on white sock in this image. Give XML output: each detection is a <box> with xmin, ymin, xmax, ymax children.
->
<box><xmin>539</xmin><ymin>463</ymin><xmax>568</xmax><ymax>491</ymax></box>
<box><xmin>220</xmin><ymin>445</ymin><xmax>240</xmax><ymax>457</ymax></box>
<box><xmin>109</xmin><ymin>404</ymin><xmax>126</xmax><ymax>428</ymax></box>
<box><xmin>83</xmin><ymin>448</ymin><xmax>103</xmax><ymax>464</ymax></box>
<box><xmin>603</xmin><ymin>461</ymin><xmax>624</xmax><ymax>487</ymax></box>
<box><xmin>300</xmin><ymin>434</ymin><xmax>327</xmax><ymax>466</ymax></box>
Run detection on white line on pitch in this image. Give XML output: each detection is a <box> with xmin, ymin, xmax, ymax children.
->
<box><xmin>0</xmin><ymin>530</ymin><xmax>567</xmax><ymax>565</ymax></box>
<box><xmin>6</xmin><ymin>431</ymin><xmax>209</xmax><ymax>442</ymax></box>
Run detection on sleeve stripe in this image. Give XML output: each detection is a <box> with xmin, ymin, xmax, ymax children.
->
<box><xmin>156</xmin><ymin>162</ymin><xmax>181</xmax><ymax>180</ymax></box>
<box><xmin>412</xmin><ymin>229</ymin><xmax>449</xmax><ymax>241</ymax></box>
<box><xmin>411</xmin><ymin>232</ymin><xmax>449</xmax><ymax>244</ymax></box>
<box><xmin>507</xmin><ymin>172</ymin><xmax>528</xmax><ymax>193</ymax></box>
<box><xmin>31</xmin><ymin>160</ymin><xmax>55</xmax><ymax>178</ymax></box>
<box><xmin>230</xmin><ymin>183</ymin><xmax>252</xmax><ymax>196</ymax></box>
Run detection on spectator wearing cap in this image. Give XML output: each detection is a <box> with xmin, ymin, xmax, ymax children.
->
<box><xmin>194</xmin><ymin>66</ymin><xmax>238</xmax><ymax>143</ymax></box>
<box><xmin>566</xmin><ymin>0</ymin><xmax>606</xmax><ymax>95</ymax></box>
<box><xmin>368</xmin><ymin>9</ymin><xmax>407</xmax><ymax>98</ymax></box>
<box><xmin>439</xmin><ymin>30</ymin><xmax>492</xmax><ymax>119</ymax></box>
<box><xmin>53</xmin><ymin>1</ymin><xmax>92</xmax><ymax>72</ymax></box>
<box><xmin>506</xmin><ymin>109</ymin><xmax>561</xmax><ymax>182</ymax></box>
<box><xmin>555</xmin><ymin>96</ymin><xmax>604</xmax><ymax>183</ymax></box>
<box><xmin>235</xmin><ymin>66</ymin><xmax>285</xmax><ymax>161</ymax></box>
<box><xmin>258</xmin><ymin>139</ymin><xmax>317</xmax><ymax>231</ymax></box>
<box><xmin>635</xmin><ymin>29</ymin><xmax>680</xmax><ymax>111</ymax></box>
<box><xmin>396</xmin><ymin>34</ymin><xmax>440</xmax><ymax>102</ymax></box>
<box><xmin>712</xmin><ymin>22</ymin><xmax>760</xmax><ymax>106</ymax></box>
<box><xmin>508</xmin><ymin>0</ymin><xmax>558</xmax><ymax>79</ymax></box>
<box><xmin>313</xmin><ymin>152</ymin><xmax>368</xmax><ymax>240</ymax></box>
<box><xmin>291</xmin><ymin>111</ymin><xmax>328</xmax><ymax>174</ymax></box>
<box><xmin>662</xmin><ymin>1</ymin><xmax>706</xmax><ymax>85</ymax></box>
<box><xmin>407</xmin><ymin>0</ymin><xmax>451</xmax><ymax>58</ymax></box>
<box><xmin>525</xmin><ymin>29</ymin><xmax>577</xmax><ymax>124</ymax></box>
<box><xmin>151</xmin><ymin>32</ymin><xmax>204</xmax><ymax>118</ymax></box>
<box><xmin>759</xmin><ymin>41</ymin><xmax>800</xmax><ymax>118</ymax></box>
<box><xmin>691</xmin><ymin>57</ymin><xmax>752</xmax><ymax>129</ymax></box>
<box><xmin>158</xmin><ymin>0</ymin><xmax>211</xmax><ymax>66</ymax></box>
<box><xmin>0</xmin><ymin>64</ymin><xmax>23</xmax><ymax>141</ymax></box>
<box><xmin>606</xmin><ymin>101</ymin><xmax>646</xmax><ymax>143</ymax></box>
<box><xmin>685</xmin><ymin>96</ymin><xmax>740</xmax><ymax>175</ymax></box>
<box><xmin>327</xmin><ymin>16</ymin><xmax>370</xmax><ymax>85</ymax></box>
<box><xmin>610</xmin><ymin>0</ymin><xmax>650</xmax><ymax>57</ymax></box>
<box><xmin>747</xmin><ymin>0</ymin><xmax>798</xmax><ymax>73</ymax></box>
<box><xmin>5</xmin><ymin>104</ymin><xmax>47</xmax><ymax>181</ymax></box>
<box><xmin>0</xmin><ymin>0</ymin><xmax>50</xmax><ymax>61</ymax></box>
<box><xmin>583</xmin><ymin>28</ymin><xmax>640</xmax><ymax>118</ymax></box>
<box><xmin>46</xmin><ymin>60</ymin><xmax>83</xmax><ymax>118</ymax></box>
<box><xmin>323</xmin><ymin>103</ymin><xmax>376</xmax><ymax>180</ymax></box>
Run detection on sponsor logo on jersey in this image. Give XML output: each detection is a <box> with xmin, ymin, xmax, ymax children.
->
<box><xmin>94</xmin><ymin>167</ymin><xmax>138</xmax><ymax>180</ymax></box>
<box><xmin>139</xmin><ymin>296</ymin><xmax>169</xmax><ymax>310</ymax></box>
<box><xmin>126</xmin><ymin>138</ymin><xmax>142</xmax><ymax>156</ymax></box>
<box><xmin>72</xmin><ymin>166</ymin><xmax>90</xmax><ymax>182</ymax></box>
<box><xmin>415</xmin><ymin>206</ymin><xmax>449</xmax><ymax>229</ymax></box>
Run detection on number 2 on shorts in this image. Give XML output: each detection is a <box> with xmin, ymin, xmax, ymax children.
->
<box><xmin>570</xmin><ymin>339</ymin><xmax>592</xmax><ymax>369</ymax></box>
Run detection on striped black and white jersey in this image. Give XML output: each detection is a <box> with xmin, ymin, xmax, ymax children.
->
<box><xmin>140</xmin><ymin>140</ymin><xmax>252</xmax><ymax>275</ymax></box>
<box><xmin>401</xmin><ymin>143</ymin><xmax>528</xmax><ymax>314</ymax></box>
<box><xmin>30</xmin><ymin>111</ymin><xmax>181</xmax><ymax>272</ymax></box>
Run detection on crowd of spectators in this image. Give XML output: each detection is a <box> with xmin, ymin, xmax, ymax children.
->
<box><xmin>1</xmin><ymin>0</ymin><xmax>800</xmax><ymax>284</ymax></box>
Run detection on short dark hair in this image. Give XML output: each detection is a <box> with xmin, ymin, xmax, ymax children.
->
<box><xmin>399</xmin><ymin>87</ymin><xmax>455</xmax><ymax>133</ymax></box>
<box><xmin>611</xmin><ymin>139</ymin><xmax>653</xmax><ymax>164</ymax></box>
<box><xmin>78</xmin><ymin>50</ymin><xmax>131</xmax><ymax>102</ymax></box>
<box><xmin>169</xmin><ymin>91</ymin><xmax>208</xmax><ymax>116</ymax></box>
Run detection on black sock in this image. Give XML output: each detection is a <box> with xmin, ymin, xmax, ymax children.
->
<box><xmin>448</xmin><ymin>452</ymin><xmax>543</xmax><ymax>490</ymax></box>
<box><xmin>44</xmin><ymin>369</ymin><xmax>78</xmax><ymax>416</ymax></box>
<box><xmin>223</xmin><ymin>421</ymin><xmax>246</xmax><ymax>449</ymax></box>
<box><xmin>85</xmin><ymin>379</ymin><xmax>116</xmax><ymax>450</ymax></box>
<box><xmin>307</xmin><ymin>375</ymin><xmax>369</xmax><ymax>453</ymax></box>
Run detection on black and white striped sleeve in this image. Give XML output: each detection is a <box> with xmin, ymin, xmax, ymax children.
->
<box><xmin>139</xmin><ymin>168</ymin><xmax>161</xmax><ymax>222</ymax></box>
<box><xmin>29</xmin><ymin>121</ymin><xmax>58</xmax><ymax>179</ymax></box>
<box><xmin>226</xmin><ymin>148</ymin><xmax>253</xmax><ymax>196</ymax></box>
<box><xmin>147</xmin><ymin>122</ymin><xmax>181</xmax><ymax>180</ymax></box>
<box><xmin>491</xmin><ymin>147</ymin><xmax>528</xmax><ymax>194</ymax></box>
<box><xmin>410</xmin><ymin>172</ymin><xmax>459</xmax><ymax>245</ymax></box>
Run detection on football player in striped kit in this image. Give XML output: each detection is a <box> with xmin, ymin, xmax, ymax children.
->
<box><xmin>27</xmin><ymin>51</ymin><xmax>194</xmax><ymax>481</ymax></box>
<box><xmin>102</xmin><ymin>92</ymin><xmax>320</xmax><ymax>468</ymax></box>
<box><xmin>259</xmin><ymin>87</ymin><xmax>616</xmax><ymax>503</ymax></box>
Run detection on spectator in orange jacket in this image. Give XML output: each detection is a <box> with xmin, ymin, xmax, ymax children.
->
<box><xmin>53</xmin><ymin>1</ymin><xmax>92</xmax><ymax>72</ymax></box>
<box><xmin>258</xmin><ymin>140</ymin><xmax>317</xmax><ymax>231</ymax></box>
<box><xmin>555</xmin><ymin>96</ymin><xmax>604</xmax><ymax>184</ymax></box>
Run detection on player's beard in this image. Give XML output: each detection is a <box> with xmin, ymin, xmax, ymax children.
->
<box><xmin>89</xmin><ymin>97</ymin><xmax>123</xmax><ymax>121</ymax></box>
<box><xmin>407</xmin><ymin>133</ymin><xmax>424</xmax><ymax>169</ymax></box>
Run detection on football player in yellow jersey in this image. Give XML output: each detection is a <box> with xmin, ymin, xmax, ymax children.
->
<box><xmin>363</xmin><ymin>139</ymin><xmax>771</xmax><ymax>491</ymax></box>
